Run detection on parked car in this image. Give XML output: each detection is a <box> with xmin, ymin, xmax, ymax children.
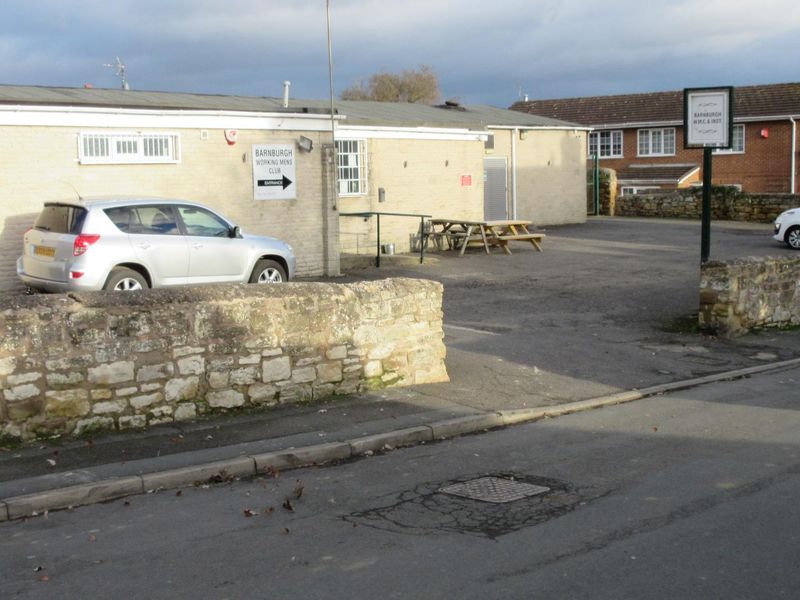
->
<box><xmin>18</xmin><ymin>197</ymin><xmax>296</xmax><ymax>292</ymax></box>
<box><xmin>773</xmin><ymin>207</ymin><xmax>800</xmax><ymax>250</ymax></box>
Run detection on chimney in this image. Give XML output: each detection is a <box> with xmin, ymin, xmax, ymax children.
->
<box><xmin>282</xmin><ymin>81</ymin><xmax>291</xmax><ymax>108</ymax></box>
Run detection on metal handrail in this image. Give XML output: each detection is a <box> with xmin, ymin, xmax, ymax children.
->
<box><xmin>339</xmin><ymin>211</ymin><xmax>432</xmax><ymax>267</ymax></box>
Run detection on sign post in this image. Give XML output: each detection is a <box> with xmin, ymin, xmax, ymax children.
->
<box><xmin>683</xmin><ymin>87</ymin><xmax>734</xmax><ymax>263</ymax></box>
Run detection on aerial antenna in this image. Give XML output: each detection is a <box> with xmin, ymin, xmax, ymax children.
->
<box><xmin>103</xmin><ymin>56</ymin><xmax>130</xmax><ymax>90</ymax></box>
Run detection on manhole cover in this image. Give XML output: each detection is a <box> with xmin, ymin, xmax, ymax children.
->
<box><xmin>439</xmin><ymin>476</ymin><xmax>550</xmax><ymax>504</ymax></box>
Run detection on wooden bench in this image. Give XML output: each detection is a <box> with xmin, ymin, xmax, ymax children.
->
<box><xmin>488</xmin><ymin>233</ymin><xmax>546</xmax><ymax>253</ymax></box>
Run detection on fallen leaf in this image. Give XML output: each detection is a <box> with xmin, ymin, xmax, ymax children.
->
<box><xmin>88</xmin><ymin>534</ymin><xmax>97</xmax><ymax>542</ymax></box>
<box><xmin>124</xmin><ymin>501</ymin><xmax>131</xmax><ymax>506</ymax></box>
<box><xmin>33</xmin><ymin>566</ymin><xmax>43</xmax><ymax>572</ymax></box>
<box><xmin>282</xmin><ymin>498</ymin><xmax>294</xmax><ymax>512</ymax></box>
<box><xmin>38</xmin><ymin>575</ymin><xmax>49</xmax><ymax>582</ymax></box>
<box><xmin>85</xmin><ymin>439</ymin><xmax>94</xmax><ymax>449</ymax></box>
<box><xmin>293</xmin><ymin>480</ymin><xmax>304</xmax><ymax>499</ymax></box>
<box><xmin>264</xmin><ymin>466</ymin><xmax>280</xmax><ymax>478</ymax></box>
<box><xmin>243</xmin><ymin>508</ymin><xmax>257</xmax><ymax>517</ymax></box>
<box><xmin>175</xmin><ymin>490</ymin><xmax>182</xmax><ymax>497</ymax></box>
<box><xmin>46</xmin><ymin>459</ymin><xmax>56</xmax><ymax>467</ymax></box>
<box><xmin>282</xmin><ymin>528</ymin><xmax>290</xmax><ymax>535</ymax></box>
<box><xmin>265</xmin><ymin>507</ymin><xmax>275</xmax><ymax>515</ymax></box>
<box><xmin>652</xmin><ymin>427</ymin><xmax>658</xmax><ymax>432</ymax></box>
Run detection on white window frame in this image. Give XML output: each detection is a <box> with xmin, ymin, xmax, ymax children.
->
<box><xmin>637</xmin><ymin>127</ymin><xmax>676</xmax><ymax>157</ymax></box>
<box><xmin>335</xmin><ymin>138</ymin><xmax>368</xmax><ymax>196</ymax></box>
<box><xmin>620</xmin><ymin>186</ymin><xmax>660</xmax><ymax>196</ymax></box>
<box><xmin>713</xmin><ymin>124</ymin><xmax>745</xmax><ymax>154</ymax></box>
<box><xmin>78</xmin><ymin>131</ymin><xmax>181</xmax><ymax>165</ymax></box>
<box><xmin>588</xmin><ymin>130</ymin><xmax>623</xmax><ymax>158</ymax></box>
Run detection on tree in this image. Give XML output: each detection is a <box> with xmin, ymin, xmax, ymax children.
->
<box><xmin>341</xmin><ymin>65</ymin><xmax>441</xmax><ymax>104</ymax></box>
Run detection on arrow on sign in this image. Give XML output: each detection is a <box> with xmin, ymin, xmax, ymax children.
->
<box><xmin>257</xmin><ymin>175</ymin><xmax>293</xmax><ymax>189</ymax></box>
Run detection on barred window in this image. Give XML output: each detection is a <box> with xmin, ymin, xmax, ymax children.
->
<box><xmin>335</xmin><ymin>139</ymin><xmax>367</xmax><ymax>195</ymax></box>
<box><xmin>78</xmin><ymin>132</ymin><xmax>180</xmax><ymax>164</ymax></box>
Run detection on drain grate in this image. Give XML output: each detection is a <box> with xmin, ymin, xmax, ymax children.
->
<box><xmin>439</xmin><ymin>476</ymin><xmax>550</xmax><ymax>504</ymax></box>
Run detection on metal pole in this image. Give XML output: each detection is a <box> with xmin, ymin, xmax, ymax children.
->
<box><xmin>701</xmin><ymin>147</ymin><xmax>713</xmax><ymax>263</ymax></box>
<box><xmin>376</xmin><ymin>213</ymin><xmax>381</xmax><ymax>268</ymax></box>
<box><xmin>326</xmin><ymin>0</ymin><xmax>337</xmax><ymax>211</ymax></box>
<box><xmin>419</xmin><ymin>216</ymin><xmax>426</xmax><ymax>263</ymax></box>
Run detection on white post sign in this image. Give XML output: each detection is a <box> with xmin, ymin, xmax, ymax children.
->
<box><xmin>684</xmin><ymin>87</ymin><xmax>733</xmax><ymax>149</ymax></box>
<box><xmin>253</xmin><ymin>144</ymin><xmax>296</xmax><ymax>200</ymax></box>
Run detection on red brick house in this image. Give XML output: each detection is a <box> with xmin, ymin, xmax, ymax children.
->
<box><xmin>510</xmin><ymin>83</ymin><xmax>800</xmax><ymax>195</ymax></box>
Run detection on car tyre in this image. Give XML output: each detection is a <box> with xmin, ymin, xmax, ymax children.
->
<box><xmin>786</xmin><ymin>226</ymin><xmax>800</xmax><ymax>250</ymax></box>
<box><xmin>249</xmin><ymin>259</ymin><xmax>287</xmax><ymax>283</ymax></box>
<box><xmin>104</xmin><ymin>268</ymin><xmax>148</xmax><ymax>291</ymax></box>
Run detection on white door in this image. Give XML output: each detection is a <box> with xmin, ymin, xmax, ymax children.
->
<box><xmin>483</xmin><ymin>157</ymin><xmax>508</xmax><ymax>220</ymax></box>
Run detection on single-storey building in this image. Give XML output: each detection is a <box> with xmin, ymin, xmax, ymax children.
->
<box><xmin>0</xmin><ymin>85</ymin><xmax>588</xmax><ymax>290</ymax></box>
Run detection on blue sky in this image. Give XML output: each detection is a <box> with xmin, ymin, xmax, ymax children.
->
<box><xmin>1</xmin><ymin>0</ymin><xmax>798</xmax><ymax>106</ymax></box>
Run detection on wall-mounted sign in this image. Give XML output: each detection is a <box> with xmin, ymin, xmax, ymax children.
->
<box><xmin>683</xmin><ymin>87</ymin><xmax>734</xmax><ymax>149</ymax></box>
<box><xmin>252</xmin><ymin>144</ymin><xmax>296</xmax><ymax>200</ymax></box>
<box><xmin>460</xmin><ymin>174</ymin><xmax>472</xmax><ymax>187</ymax></box>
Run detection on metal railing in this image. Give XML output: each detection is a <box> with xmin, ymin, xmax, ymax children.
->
<box><xmin>339</xmin><ymin>211</ymin><xmax>431</xmax><ymax>267</ymax></box>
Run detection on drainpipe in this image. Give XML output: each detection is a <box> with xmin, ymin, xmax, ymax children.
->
<box><xmin>511</xmin><ymin>128</ymin><xmax>518</xmax><ymax>219</ymax></box>
<box><xmin>791</xmin><ymin>117</ymin><xmax>797</xmax><ymax>194</ymax></box>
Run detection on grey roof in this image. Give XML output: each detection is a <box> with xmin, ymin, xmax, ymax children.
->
<box><xmin>0</xmin><ymin>84</ymin><xmax>581</xmax><ymax>130</ymax></box>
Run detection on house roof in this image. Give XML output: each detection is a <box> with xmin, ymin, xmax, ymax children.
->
<box><xmin>616</xmin><ymin>164</ymin><xmax>700</xmax><ymax>185</ymax></box>
<box><xmin>0</xmin><ymin>84</ymin><xmax>581</xmax><ymax>130</ymax></box>
<box><xmin>510</xmin><ymin>82</ymin><xmax>800</xmax><ymax>127</ymax></box>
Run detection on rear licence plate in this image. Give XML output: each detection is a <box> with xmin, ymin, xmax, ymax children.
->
<box><xmin>33</xmin><ymin>245</ymin><xmax>56</xmax><ymax>258</ymax></box>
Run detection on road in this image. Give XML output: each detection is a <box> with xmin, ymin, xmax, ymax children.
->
<box><xmin>2</xmin><ymin>363</ymin><xmax>798</xmax><ymax>599</ymax></box>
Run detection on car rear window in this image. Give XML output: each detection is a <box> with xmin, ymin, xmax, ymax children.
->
<box><xmin>34</xmin><ymin>204</ymin><xmax>88</xmax><ymax>234</ymax></box>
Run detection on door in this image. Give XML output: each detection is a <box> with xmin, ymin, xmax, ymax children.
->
<box><xmin>128</xmin><ymin>205</ymin><xmax>190</xmax><ymax>286</ymax></box>
<box><xmin>483</xmin><ymin>157</ymin><xmax>508</xmax><ymax>220</ymax></box>
<box><xmin>175</xmin><ymin>204</ymin><xmax>247</xmax><ymax>282</ymax></box>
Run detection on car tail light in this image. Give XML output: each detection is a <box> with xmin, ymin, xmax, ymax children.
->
<box><xmin>73</xmin><ymin>234</ymin><xmax>100</xmax><ymax>256</ymax></box>
<box><xmin>70</xmin><ymin>271</ymin><xmax>85</xmax><ymax>279</ymax></box>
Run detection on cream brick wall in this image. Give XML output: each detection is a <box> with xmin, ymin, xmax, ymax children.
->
<box><xmin>338</xmin><ymin>138</ymin><xmax>485</xmax><ymax>254</ymax></box>
<box><xmin>512</xmin><ymin>129</ymin><xmax>588</xmax><ymax>226</ymax></box>
<box><xmin>0</xmin><ymin>125</ymin><xmax>333</xmax><ymax>290</ymax></box>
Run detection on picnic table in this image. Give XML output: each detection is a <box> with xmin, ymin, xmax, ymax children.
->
<box><xmin>428</xmin><ymin>218</ymin><xmax>545</xmax><ymax>256</ymax></box>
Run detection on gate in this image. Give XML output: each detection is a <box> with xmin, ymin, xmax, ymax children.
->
<box><xmin>586</xmin><ymin>154</ymin><xmax>599</xmax><ymax>215</ymax></box>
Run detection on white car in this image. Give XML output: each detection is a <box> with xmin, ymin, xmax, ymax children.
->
<box><xmin>18</xmin><ymin>197</ymin><xmax>296</xmax><ymax>292</ymax></box>
<box><xmin>773</xmin><ymin>207</ymin><xmax>800</xmax><ymax>250</ymax></box>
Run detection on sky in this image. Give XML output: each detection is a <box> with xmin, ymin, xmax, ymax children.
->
<box><xmin>1</xmin><ymin>0</ymin><xmax>799</xmax><ymax>107</ymax></box>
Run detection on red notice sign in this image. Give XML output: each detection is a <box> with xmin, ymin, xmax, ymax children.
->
<box><xmin>460</xmin><ymin>175</ymin><xmax>472</xmax><ymax>186</ymax></box>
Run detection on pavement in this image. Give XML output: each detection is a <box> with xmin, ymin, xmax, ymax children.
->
<box><xmin>2</xmin><ymin>216</ymin><xmax>799</xmax><ymax>521</ymax></box>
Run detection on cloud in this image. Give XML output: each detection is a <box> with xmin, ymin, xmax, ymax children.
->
<box><xmin>0</xmin><ymin>0</ymin><xmax>798</xmax><ymax>105</ymax></box>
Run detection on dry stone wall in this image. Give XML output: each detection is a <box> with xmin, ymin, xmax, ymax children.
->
<box><xmin>0</xmin><ymin>279</ymin><xmax>448</xmax><ymax>441</ymax></box>
<box><xmin>699</xmin><ymin>256</ymin><xmax>800</xmax><ymax>336</ymax></box>
<box><xmin>616</xmin><ymin>189</ymin><xmax>799</xmax><ymax>222</ymax></box>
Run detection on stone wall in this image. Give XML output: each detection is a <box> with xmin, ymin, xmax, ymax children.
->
<box><xmin>616</xmin><ymin>189</ymin><xmax>799</xmax><ymax>222</ymax></box>
<box><xmin>699</xmin><ymin>256</ymin><xmax>800</xmax><ymax>336</ymax></box>
<box><xmin>0</xmin><ymin>279</ymin><xmax>448</xmax><ymax>441</ymax></box>
<box><xmin>599</xmin><ymin>168</ymin><xmax>618</xmax><ymax>216</ymax></box>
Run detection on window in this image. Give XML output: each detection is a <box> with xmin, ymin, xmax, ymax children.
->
<box><xmin>335</xmin><ymin>139</ymin><xmax>367</xmax><ymax>195</ymax></box>
<box><xmin>620</xmin><ymin>186</ymin><xmax>660</xmax><ymax>196</ymax></box>
<box><xmin>637</xmin><ymin>128</ymin><xmax>676</xmax><ymax>156</ymax></box>
<box><xmin>714</xmin><ymin>124</ymin><xmax>745</xmax><ymax>154</ymax></box>
<box><xmin>79</xmin><ymin>132</ymin><xmax>180</xmax><ymax>164</ymax></box>
<box><xmin>588</xmin><ymin>130</ymin><xmax>623</xmax><ymax>158</ymax></box>
<box><xmin>176</xmin><ymin>206</ymin><xmax>231</xmax><ymax>237</ymax></box>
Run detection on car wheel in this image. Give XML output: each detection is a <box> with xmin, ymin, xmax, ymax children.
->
<box><xmin>104</xmin><ymin>268</ymin><xmax>149</xmax><ymax>291</ymax></box>
<box><xmin>786</xmin><ymin>226</ymin><xmax>800</xmax><ymax>250</ymax></box>
<box><xmin>249</xmin><ymin>259</ymin><xmax>287</xmax><ymax>283</ymax></box>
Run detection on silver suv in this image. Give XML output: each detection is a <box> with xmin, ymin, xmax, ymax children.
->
<box><xmin>18</xmin><ymin>198</ymin><xmax>296</xmax><ymax>292</ymax></box>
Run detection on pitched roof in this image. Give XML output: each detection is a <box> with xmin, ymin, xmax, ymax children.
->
<box><xmin>510</xmin><ymin>82</ymin><xmax>800</xmax><ymax>127</ymax></box>
<box><xmin>616</xmin><ymin>164</ymin><xmax>700</xmax><ymax>184</ymax></box>
<box><xmin>0</xmin><ymin>84</ymin><xmax>580</xmax><ymax>130</ymax></box>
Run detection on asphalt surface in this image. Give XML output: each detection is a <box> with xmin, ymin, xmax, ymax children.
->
<box><xmin>1</xmin><ymin>216</ymin><xmax>799</xmax><ymax>514</ymax></box>
<box><xmin>1</xmin><ymin>362</ymin><xmax>798</xmax><ymax>599</ymax></box>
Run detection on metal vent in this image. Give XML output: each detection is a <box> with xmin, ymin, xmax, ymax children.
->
<box><xmin>439</xmin><ymin>476</ymin><xmax>550</xmax><ymax>504</ymax></box>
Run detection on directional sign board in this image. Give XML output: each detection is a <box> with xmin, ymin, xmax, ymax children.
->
<box><xmin>252</xmin><ymin>144</ymin><xmax>296</xmax><ymax>200</ymax></box>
